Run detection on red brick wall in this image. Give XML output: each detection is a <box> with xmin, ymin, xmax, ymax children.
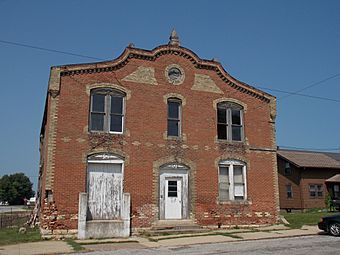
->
<box><xmin>40</xmin><ymin>47</ymin><xmax>278</xmax><ymax>230</ymax></box>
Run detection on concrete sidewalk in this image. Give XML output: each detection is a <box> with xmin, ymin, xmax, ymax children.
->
<box><xmin>0</xmin><ymin>225</ymin><xmax>321</xmax><ymax>255</ymax></box>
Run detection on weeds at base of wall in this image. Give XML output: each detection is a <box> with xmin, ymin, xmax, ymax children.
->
<box><xmin>65</xmin><ymin>239</ymin><xmax>85</xmax><ymax>252</ymax></box>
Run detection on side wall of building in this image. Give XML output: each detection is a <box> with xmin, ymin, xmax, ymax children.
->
<box><xmin>277</xmin><ymin>157</ymin><xmax>303</xmax><ymax>210</ymax></box>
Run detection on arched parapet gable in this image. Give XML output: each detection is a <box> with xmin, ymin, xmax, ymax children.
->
<box><xmin>85</xmin><ymin>83</ymin><xmax>131</xmax><ymax>100</ymax></box>
<box><xmin>59</xmin><ymin>45</ymin><xmax>274</xmax><ymax>103</ymax></box>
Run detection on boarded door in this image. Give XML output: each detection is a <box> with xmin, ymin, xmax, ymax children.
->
<box><xmin>87</xmin><ymin>163</ymin><xmax>122</xmax><ymax>220</ymax></box>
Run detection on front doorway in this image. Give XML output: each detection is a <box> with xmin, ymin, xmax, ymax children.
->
<box><xmin>165</xmin><ymin>178</ymin><xmax>182</xmax><ymax>219</ymax></box>
<box><xmin>160</xmin><ymin>163</ymin><xmax>189</xmax><ymax>220</ymax></box>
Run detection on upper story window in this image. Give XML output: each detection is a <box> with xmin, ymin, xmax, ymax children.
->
<box><xmin>90</xmin><ymin>89</ymin><xmax>125</xmax><ymax>133</ymax></box>
<box><xmin>217</xmin><ymin>102</ymin><xmax>243</xmax><ymax>141</ymax></box>
<box><xmin>167</xmin><ymin>98</ymin><xmax>181</xmax><ymax>137</ymax></box>
<box><xmin>284</xmin><ymin>162</ymin><xmax>292</xmax><ymax>175</ymax></box>
<box><xmin>218</xmin><ymin>159</ymin><xmax>247</xmax><ymax>201</ymax></box>
<box><xmin>286</xmin><ymin>184</ymin><xmax>293</xmax><ymax>198</ymax></box>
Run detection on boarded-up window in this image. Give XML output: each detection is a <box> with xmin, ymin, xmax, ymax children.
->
<box><xmin>87</xmin><ymin>163</ymin><xmax>122</xmax><ymax>220</ymax></box>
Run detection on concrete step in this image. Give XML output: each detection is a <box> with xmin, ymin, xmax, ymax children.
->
<box><xmin>146</xmin><ymin>220</ymin><xmax>209</xmax><ymax>236</ymax></box>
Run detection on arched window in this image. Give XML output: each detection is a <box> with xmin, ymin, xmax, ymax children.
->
<box><xmin>217</xmin><ymin>102</ymin><xmax>243</xmax><ymax>141</ymax></box>
<box><xmin>167</xmin><ymin>98</ymin><xmax>182</xmax><ymax>137</ymax></box>
<box><xmin>218</xmin><ymin>159</ymin><xmax>247</xmax><ymax>201</ymax></box>
<box><xmin>90</xmin><ymin>89</ymin><xmax>125</xmax><ymax>133</ymax></box>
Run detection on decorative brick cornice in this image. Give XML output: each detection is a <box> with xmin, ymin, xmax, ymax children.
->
<box><xmin>58</xmin><ymin>45</ymin><xmax>274</xmax><ymax>103</ymax></box>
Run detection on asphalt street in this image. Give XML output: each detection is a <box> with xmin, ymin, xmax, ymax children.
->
<box><xmin>71</xmin><ymin>235</ymin><xmax>340</xmax><ymax>255</ymax></box>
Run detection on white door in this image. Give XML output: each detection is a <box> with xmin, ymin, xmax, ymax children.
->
<box><xmin>164</xmin><ymin>178</ymin><xmax>182</xmax><ymax>219</ymax></box>
<box><xmin>87</xmin><ymin>163</ymin><xmax>122</xmax><ymax>220</ymax></box>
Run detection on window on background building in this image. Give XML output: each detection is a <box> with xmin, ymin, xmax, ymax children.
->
<box><xmin>309</xmin><ymin>184</ymin><xmax>323</xmax><ymax>198</ymax></box>
<box><xmin>286</xmin><ymin>184</ymin><xmax>293</xmax><ymax>198</ymax></box>
<box><xmin>167</xmin><ymin>98</ymin><xmax>181</xmax><ymax>137</ymax></box>
<box><xmin>217</xmin><ymin>102</ymin><xmax>243</xmax><ymax>141</ymax></box>
<box><xmin>218</xmin><ymin>160</ymin><xmax>247</xmax><ymax>201</ymax></box>
<box><xmin>284</xmin><ymin>162</ymin><xmax>292</xmax><ymax>175</ymax></box>
<box><xmin>334</xmin><ymin>185</ymin><xmax>340</xmax><ymax>199</ymax></box>
<box><xmin>90</xmin><ymin>89</ymin><xmax>125</xmax><ymax>133</ymax></box>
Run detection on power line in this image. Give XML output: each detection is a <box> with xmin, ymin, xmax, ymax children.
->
<box><xmin>1</xmin><ymin>38</ymin><xmax>340</xmax><ymax>105</ymax></box>
<box><xmin>0</xmin><ymin>39</ymin><xmax>104</xmax><ymax>61</ymax></box>
<box><xmin>258</xmin><ymin>86</ymin><xmax>340</xmax><ymax>103</ymax></box>
<box><xmin>278</xmin><ymin>72</ymin><xmax>340</xmax><ymax>101</ymax></box>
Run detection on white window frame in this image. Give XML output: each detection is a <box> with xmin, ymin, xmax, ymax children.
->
<box><xmin>218</xmin><ymin>159</ymin><xmax>247</xmax><ymax>201</ymax></box>
<box><xmin>217</xmin><ymin>102</ymin><xmax>244</xmax><ymax>142</ymax></box>
<box><xmin>90</xmin><ymin>89</ymin><xmax>125</xmax><ymax>134</ymax></box>
<box><xmin>309</xmin><ymin>184</ymin><xmax>323</xmax><ymax>198</ymax></box>
<box><xmin>167</xmin><ymin>98</ymin><xmax>182</xmax><ymax>137</ymax></box>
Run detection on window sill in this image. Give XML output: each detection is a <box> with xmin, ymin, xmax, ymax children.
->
<box><xmin>217</xmin><ymin>200</ymin><xmax>252</xmax><ymax>205</ymax></box>
<box><xmin>216</xmin><ymin>139</ymin><xmax>245</xmax><ymax>144</ymax></box>
<box><xmin>163</xmin><ymin>132</ymin><xmax>187</xmax><ymax>142</ymax></box>
<box><xmin>89</xmin><ymin>130</ymin><xmax>124</xmax><ymax>135</ymax></box>
<box><xmin>167</xmin><ymin>136</ymin><xmax>183</xmax><ymax>141</ymax></box>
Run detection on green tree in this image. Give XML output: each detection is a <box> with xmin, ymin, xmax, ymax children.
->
<box><xmin>0</xmin><ymin>173</ymin><xmax>35</xmax><ymax>205</ymax></box>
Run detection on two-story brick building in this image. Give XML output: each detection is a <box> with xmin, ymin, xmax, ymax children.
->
<box><xmin>38</xmin><ymin>31</ymin><xmax>279</xmax><ymax>239</ymax></box>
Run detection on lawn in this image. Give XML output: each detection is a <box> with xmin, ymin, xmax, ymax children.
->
<box><xmin>0</xmin><ymin>227</ymin><xmax>41</xmax><ymax>246</ymax></box>
<box><xmin>282</xmin><ymin>211</ymin><xmax>339</xmax><ymax>229</ymax></box>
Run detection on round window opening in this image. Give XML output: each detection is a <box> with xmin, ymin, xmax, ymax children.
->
<box><xmin>168</xmin><ymin>67</ymin><xmax>182</xmax><ymax>81</ymax></box>
<box><xmin>165</xmin><ymin>64</ymin><xmax>185</xmax><ymax>85</ymax></box>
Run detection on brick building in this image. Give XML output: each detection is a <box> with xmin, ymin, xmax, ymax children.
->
<box><xmin>277</xmin><ymin>149</ymin><xmax>340</xmax><ymax>211</ymax></box>
<box><xmin>38</xmin><ymin>31</ymin><xmax>279</xmax><ymax>239</ymax></box>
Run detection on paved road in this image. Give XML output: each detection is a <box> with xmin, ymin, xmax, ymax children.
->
<box><xmin>72</xmin><ymin>235</ymin><xmax>340</xmax><ymax>255</ymax></box>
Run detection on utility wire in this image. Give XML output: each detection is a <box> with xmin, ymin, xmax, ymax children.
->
<box><xmin>1</xmin><ymin>38</ymin><xmax>340</xmax><ymax>104</ymax></box>
<box><xmin>258</xmin><ymin>86</ymin><xmax>340</xmax><ymax>103</ymax></box>
<box><xmin>0</xmin><ymin>39</ymin><xmax>104</xmax><ymax>61</ymax></box>
<box><xmin>278</xmin><ymin>72</ymin><xmax>340</xmax><ymax>101</ymax></box>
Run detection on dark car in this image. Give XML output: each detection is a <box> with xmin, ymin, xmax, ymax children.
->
<box><xmin>318</xmin><ymin>214</ymin><xmax>340</xmax><ymax>236</ymax></box>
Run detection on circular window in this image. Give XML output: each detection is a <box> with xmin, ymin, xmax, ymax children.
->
<box><xmin>168</xmin><ymin>67</ymin><xmax>182</xmax><ymax>81</ymax></box>
<box><xmin>165</xmin><ymin>64</ymin><xmax>185</xmax><ymax>85</ymax></box>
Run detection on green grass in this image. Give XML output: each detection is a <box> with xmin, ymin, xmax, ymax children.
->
<box><xmin>282</xmin><ymin>211</ymin><xmax>339</xmax><ymax>229</ymax></box>
<box><xmin>65</xmin><ymin>239</ymin><xmax>85</xmax><ymax>252</ymax></box>
<box><xmin>0</xmin><ymin>227</ymin><xmax>42</xmax><ymax>246</ymax></box>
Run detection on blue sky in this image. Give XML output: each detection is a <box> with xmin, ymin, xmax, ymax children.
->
<box><xmin>0</xmin><ymin>0</ymin><xmax>339</xmax><ymax>189</ymax></box>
